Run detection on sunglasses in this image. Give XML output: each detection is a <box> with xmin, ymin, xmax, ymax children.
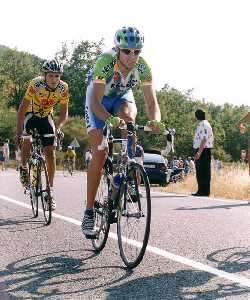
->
<box><xmin>120</xmin><ymin>48</ymin><xmax>141</xmax><ymax>56</ymax></box>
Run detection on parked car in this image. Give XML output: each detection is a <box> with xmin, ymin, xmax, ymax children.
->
<box><xmin>143</xmin><ymin>153</ymin><xmax>171</xmax><ymax>186</ymax></box>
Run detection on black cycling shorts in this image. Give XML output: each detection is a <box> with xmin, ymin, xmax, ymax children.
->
<box><xmin>23</xmin><ymin>113</ymin><xmax>56</xmax><ymax>147</ymax></box>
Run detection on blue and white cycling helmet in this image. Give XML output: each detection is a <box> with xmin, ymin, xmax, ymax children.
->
<box><xmin>114</xmin><ymin>26</ymin><xmax>144</xmax><ymax>49</ymax></box>
<box><xmin>41</xmin><ymin>58</ymin><xmax>63</xmax><ymax>73</ymax></box>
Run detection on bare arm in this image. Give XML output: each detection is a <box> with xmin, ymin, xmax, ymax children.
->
<box><xmin>57</xmin><ymin>103</ymin><xmax>68</xmax><ymax>130</ymax></box>
<box><xmin>16</xmin><ymin>99</ymin><xmax>30</xmax><ymax>138</ymax></box>
<box><xmin>90</xmin><ymin>82</ymin><xmax>110</xmax><ymax>121</ymax></box>
<box><xmin>195</xmin><ymin>138</ymin><xmax>206</xmax><ymax>160</ymax></box>
<box><xmin>142</xmin><ymin>84</ymin><xmax>161</xmax><ymax>121</ymax></box>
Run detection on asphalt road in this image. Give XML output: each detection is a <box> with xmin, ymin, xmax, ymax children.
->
<box><xmin>0</xmin><ymin>169</ymin><xmax>250</xmax><ymax>300</ymax></box>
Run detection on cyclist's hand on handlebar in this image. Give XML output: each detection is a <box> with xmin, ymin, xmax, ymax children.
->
<box><xmin>106</xmin><ymin>115</ymin><xmax>125</xmax><ymax>128</ymax></box>
<box><xmin>146</xmin><ymin>120</ymin><xmax>165</xmax><ymax>133</ymax></box>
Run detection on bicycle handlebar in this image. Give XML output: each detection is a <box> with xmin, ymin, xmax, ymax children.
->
<box><xmin>98</xmin><ymin>123</ymin><xmax>175</xmax><ymax>151</ymax></box>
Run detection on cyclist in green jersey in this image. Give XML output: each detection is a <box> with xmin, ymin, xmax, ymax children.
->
<box><xmin>82</xmin><ymin>26</ymin><xmax>164</xmax><ymax>237</ymax></box>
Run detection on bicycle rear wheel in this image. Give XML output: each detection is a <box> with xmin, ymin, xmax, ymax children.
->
<box><xmin>38</xmin><ymin>160</ymin><xmax>52</xmax><ymax>225</ymax></box>
<box><xmin>92</xmin><ymin>170</ymin><xmax>111</xmax><ymax>251</ymax></box>
<box><xmin>117</xmin><ymin>163</ymin><xmax>151</xmax><ymax>269</ymax></box>
<box><xmin>28</xmin><ymin>163</ymin><xmax>38</xmax><ymax>218</ymax></box>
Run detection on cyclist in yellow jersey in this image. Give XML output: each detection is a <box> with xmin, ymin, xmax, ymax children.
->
<box><xmin>82</xmin><ymin>26</ymin><xmax>164</xmax><ymax>237</ymax></box>
<box><xmin>16</xmin><ymin>58</ymin><xmax>69</xmax><ymax>210</ymax></box>
<box><xmin>64</xmin><ymin>146</ymin><xmax>76</xmax><ymax>171</ymax></box>
<box><xmin>65</xmin><ymin>146</ymin><xmax>76</xmax><ymax>159</ymax></box>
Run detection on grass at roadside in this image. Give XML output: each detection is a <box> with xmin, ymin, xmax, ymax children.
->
<box><xmin>156</xmin><ymin>164</ymin><xmax>250</xmax><ymax>200</ymax></box>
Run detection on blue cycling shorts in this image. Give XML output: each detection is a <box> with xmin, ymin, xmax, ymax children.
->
<box><xmin>84</xmin><ymin>83</ymin><xmax>135</xmax><ymax>133</ymax></box>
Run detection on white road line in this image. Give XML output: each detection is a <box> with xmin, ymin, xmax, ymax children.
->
<box><xmin>1</xmin><ymin>194</ymin><xmax>250</xmax><ymax>288</ymax></box>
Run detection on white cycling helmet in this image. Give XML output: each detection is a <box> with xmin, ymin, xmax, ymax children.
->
<box><xmin>41</xmin><ymin>58</ymin><xmax>63</xmax><ymax>73</ymax></box>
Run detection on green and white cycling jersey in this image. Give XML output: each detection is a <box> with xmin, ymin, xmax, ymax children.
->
<box><xmin>87</xmin><ymin>48</ymin><xmax>153</xmax><ymax>98</ymax></box>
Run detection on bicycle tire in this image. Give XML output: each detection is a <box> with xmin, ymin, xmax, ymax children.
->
<box><xmin>28</xmin><ymin>163</ymin><xmax>38</xmax><ymax>218</ymax></box>
<box><xmin>117</xmin><ymin>163</ymin><xmax>151</xmax><ymax>269</ymax></box>
<box><xmin>92</xmin><ymin>169</ymin><xmax>111</xmax><ymax>251</ymax></box>
<box><xmin>38</xmin><ymin>160</ymin><xmax>52</xmax><ymax>225</ymax></box>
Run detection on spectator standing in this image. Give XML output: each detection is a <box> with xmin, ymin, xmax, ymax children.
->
<box><xmin>188</xmin><ymin>156</ymin><xmax>195</xmax><ymax>173</ymax></box>
<box><xmin>236</xmin><ymin>110</ymin><xmax>250</xmax><ymax>176</ymax></box>
<box><xmin>3</xmin><ymin>139</ymin><xmax>10</xmax><ymax>167</ymax></box>
<box><xmin>192</xmin><ymin>109</ymin><xmax>214</xmax><ymax>196</ymax></box>
<box><xmin>85</xmin><ymin>149</ymin><xmax>92</xmax><ymax>169</ymax></box>
<box><xmin>0</xmin><ymin>142</ymin><xmax>5</xmax><ymax>171</ymax></box>
<box><xmin>15</xmin><ymin>148</ymin><xmax>21</xmax><ymax>171</ymax></box>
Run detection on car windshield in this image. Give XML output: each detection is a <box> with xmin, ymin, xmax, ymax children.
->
<box><xmin>143</xmin><ymin>153</ymin><xmax>165</xmax><ymax>164</ymax></box>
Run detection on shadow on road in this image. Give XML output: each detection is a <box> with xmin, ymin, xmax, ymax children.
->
<box><xmin>207</xmin><ymin>247</ymin><xmax>250</xmax><ymax>274</ymax></box>
<box><xmin>0</xmin><ymin>215</ymin><xmax>44</xmax><ymax>231</ymax></box>
<box><xmin>0</xmin><ymin>249</ymin><xmax>132</xmax><ymax>299</ymax></box>
<box><xmin>106</xmin><ymin>268</ymin><xmax>250</xmax><ymax>299</ymax></box>
<box><xmin>175</xmin><ymin>202</ymin><xmax>249</xmax><ymax>211</ymax></box>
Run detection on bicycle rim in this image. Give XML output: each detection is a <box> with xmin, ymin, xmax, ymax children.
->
<box><xmin>28</xmin><ymin>163</ymin><xmax>38</xmax><ymax>218</ymax></box>
<box><xmin>92</xmin><ymin>172</ymin><xmax>110</xmax><ymax>251</ymax></box>
<box><xmin>117</xmin><ymin>163</ymin><xmax>151</xmax><ymax>268</ymax></box>
<box><xmin>39</xmin><ymin>161</ymin><xmax>52</xmax><ymax>225</ymax></box>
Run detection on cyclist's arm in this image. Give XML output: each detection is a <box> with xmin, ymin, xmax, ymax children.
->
<box><xmin>90</xmin><ymin>82</ymin><xmax>111</xmax><ymax>121</ymax></box>
<box><xmin>57</xmin><ymin>103</ymin><xmax>68</xmax><ymax>131</ymax></box>
<box><xmin>16</xmin><ymin>99</ymin><xmax>30</xmax><ymax>137</ymax></box>
<box><xmin>142</xmin><ymin>84</ymin><xmax>161</xmax><ymax>121</ymax></box>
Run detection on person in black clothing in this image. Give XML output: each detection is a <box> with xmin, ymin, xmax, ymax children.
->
<box><xmin>192</xmin><ymin>109</ymin><xmax>214</xmax><ymax>196</ymax></box>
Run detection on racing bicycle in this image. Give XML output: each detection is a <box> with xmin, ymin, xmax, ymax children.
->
<box><xmin>91</xmin><ymin>122</ymin><xmax>171</xmax><ymax>268</ymax></box>
<box><xmin>23</xmin><ymin>130</ymin><xmax>55</xmax><ymax>225</ymax></box>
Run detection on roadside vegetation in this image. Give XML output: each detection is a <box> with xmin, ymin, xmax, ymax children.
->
<box><xmin>158</xmin><ymin>164</ymin><xmax>250</xmax><ymax>200</ymax></box>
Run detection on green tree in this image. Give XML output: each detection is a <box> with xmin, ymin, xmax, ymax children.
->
<box><xmin>0</xmin><ymin>48</ymin><xmax>42</xmax><ymax>110</ymax></box>
<box><xmin>58</xmin><ymin>40</ymin><xmax>104</xmax><ymax>116</ymax></box>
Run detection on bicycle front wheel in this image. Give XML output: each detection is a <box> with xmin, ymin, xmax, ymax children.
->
<box><xmin>28</xmin><ymin>163</ymin><xmax>38</xmax><ymax>218</ymax></box>
<box><xmin>92</xmin><ymin>170</ymin><xmax>111</xmax><ymax>252</ymax></box>
<box><xmin>117</xmin><ymin>163</ymin><xmax>151</xmax><ymax>269</ymax></box>
<box><xmin>38</xmin><ymin>160</ymin><xmax>52</xmax><ymax>225</ymax></box>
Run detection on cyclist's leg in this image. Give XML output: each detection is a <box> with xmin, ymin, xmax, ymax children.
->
<box><xmin>87</xmin><ymin>129</ymin><xmax>107</xmax><ymax>209</ymax></box>
<box><xmin>114</xmin><ymin>90</ymin><xmax>137</xmax><ymax>123</ymax></box>
<box><xmin>114</xmin><ymin>90</ymin><xmax>137</xmax><ymax>142</ymax></box>
<box><xmin>37</xmin><ymin>114</ymin><xmax>57</xmax><ymax>209</ymax></box>
<box><xmin>43</xmin><ymin>146</ymin><xmax>56</xmax><ymax>187</ymax></box>
<box><xmin>20</xmin><ymin>113</ymin><xmax>33</xmax><ymax>186</ymax></box>
<box><xmin>83</xmin><ymin>88</ymin><xmax>113</xmax><ymax>236</ymax></box>
<box><xmin>39</xmin><ymin>114</ymin><xmax>56</xmax><ymax>188</ymax></box>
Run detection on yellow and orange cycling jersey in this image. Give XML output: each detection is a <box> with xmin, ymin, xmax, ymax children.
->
<box><xmin>24</xmin><ymin>76</ymin><xmax>69</xmax><ymax>117</ymax></box>
<box><xmin>65</xmin><ymin>149</ymin><xmax>76</xmax><ymax>158</ymax></box>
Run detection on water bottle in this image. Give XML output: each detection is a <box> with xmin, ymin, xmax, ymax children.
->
<box><xmin>111</xmin><ymin>173</ymin><xmax>123</xmax><ymax>202</ymax></box>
